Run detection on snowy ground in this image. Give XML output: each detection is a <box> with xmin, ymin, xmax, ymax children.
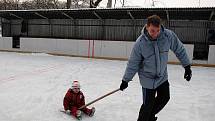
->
<box><xmin>0</xmin><ymin>51</ymin><xmax>215</xmax><ymax>121</ymax></box>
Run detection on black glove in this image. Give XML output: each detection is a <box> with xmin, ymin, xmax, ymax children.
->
<box><xmin>184</xmin><ymin>65</ymin><xmax>192</xmax><ymax>81</ymax></box>
<box><xmin>120</xmin><ymin>80</ymin><xmax>128</xmax><ymax>91</ymax></box>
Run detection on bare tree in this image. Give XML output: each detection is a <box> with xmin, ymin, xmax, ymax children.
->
<box><xmin>0</xmin><ymin>0</ymin><xmax>6</xmax><ymax>9</ymax></box>
<box><xmin>0</xmin><ymin>0</ymin><xmax>107</xmax><ymax>10</ymax></box>
<box><xmin>113</xmin><ymin>0</ymin><xmax>125</xmax><ymax>8</ymax></box>
<box><xmin>0</xmin><ymin>0</ymin><xmax>20</xmax><ymax>10</ymax></box>
<box><xmin>67</xmin><ymin>0</ymin><xmax>71</xmax><ymax>8</ymax></box>
<box><xmin>47</xmin><ymin>0</ymin><xmax>59</xmax><ymax>9</ymax></box>
<box><xmin>90</xmin><ymin>0</ymin><xmax>102</xmax><ymax>8</ymax></box>
<box><xmin>30</xmin><ymin>0</ymin><xmax>61</xmax><ymax>9</ymax></box>
<box><xmin>67</xmin><ymin>0</ymin><xmax>91</xmax><ymax>9</ymax></box>
<box><xmin>20</xmin><ymin>0</ymin><xmax>35</xmax><ymax>9</ymax></box>
<box><xmin>22</xmin><ymin>0</ymin><xmax>64</xmax><ymax>9</ymax></box>
<box><xmin>106</xmin><ymin>0</ymin><xmax>112</xmax><ymax>8</ymax></box>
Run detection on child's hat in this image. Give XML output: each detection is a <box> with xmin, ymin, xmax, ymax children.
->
<box><xmin>72</xmin><ymin>80</ymin><xmax>80</xmax><ymax>89</ymax></box>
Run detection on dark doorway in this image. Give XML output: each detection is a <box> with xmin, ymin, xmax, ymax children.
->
<box><xmin>12</xmin><ymin>36</ymin><xmax>20</xmax><ymax>49</ymax></box>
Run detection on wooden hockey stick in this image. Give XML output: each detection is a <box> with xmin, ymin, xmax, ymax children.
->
<box><xmin>78</xmin><ymin>88</ymin><xmax>120</xmax><ymax>110</ymax></box>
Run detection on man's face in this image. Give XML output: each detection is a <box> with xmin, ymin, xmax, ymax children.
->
<box><xmin>146</xmin><ymin>24</ymin><xmax>161</xmax><ymax>40</ymax></box>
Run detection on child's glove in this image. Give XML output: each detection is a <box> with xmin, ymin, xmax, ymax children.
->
<box><xmin>65</xmin><ymin>110</ymin><xmax>71</xmax><ymax>114</ymax></box>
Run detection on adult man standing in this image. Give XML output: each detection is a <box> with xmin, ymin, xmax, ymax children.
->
<box><xmin>119</xmin><ymin>15</ymin><xmax>192</xmax><ymax>121</ymax></box>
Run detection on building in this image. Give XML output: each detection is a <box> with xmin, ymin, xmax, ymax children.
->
<box><xmin>0</xmin><ymin>7</ymin><xmax>215</xmax><ymax>65</ymax></box>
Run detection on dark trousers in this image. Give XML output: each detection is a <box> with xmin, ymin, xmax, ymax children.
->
<box><xmin>137</xmin><ymin>81</ymin><xmax>170</xmax><ymax>121</ymax></box>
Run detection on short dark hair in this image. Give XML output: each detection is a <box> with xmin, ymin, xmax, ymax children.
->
<box><xmin>147</xmin><ymin>15</ymin><xmax>161</xmax><ymax>27</ymax></box>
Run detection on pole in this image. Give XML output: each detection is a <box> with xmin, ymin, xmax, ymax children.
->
<box><xmin>79</xmin><ymin>88</ymin><xmax>120</xmax><ymax>110</ymax></box>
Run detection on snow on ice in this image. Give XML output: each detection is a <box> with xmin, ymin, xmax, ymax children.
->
<box><xmin>0</xmin><ymin>52</ymin><xmax>215</xmax><ymax>121</ymax></box>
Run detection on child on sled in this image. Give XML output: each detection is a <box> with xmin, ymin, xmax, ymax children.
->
<box><xmin>63</xmin><ymin>80</ymin><xmax>95</xmax><ymax>119</ymax></box>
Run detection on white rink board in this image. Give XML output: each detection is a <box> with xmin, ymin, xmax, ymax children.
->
<box><xmin>168</xmin><ymin>44</ymin><xmax>194</xmax><ymax>63</ymax></box>
<box><xmin>0</xmin><ymin>37</ymin><xmax>213</xmax><ymax>65</ymax></box>
<box><xmin>208</xmin><ymin>45</ymin><xmax>215</xmax><ymax>64</ymax></box>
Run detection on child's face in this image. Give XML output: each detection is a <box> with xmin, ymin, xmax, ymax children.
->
<box><xmin>72</xmin><ymin>88</ymin><xmax>80</xmax><ymax>93</ymax></box>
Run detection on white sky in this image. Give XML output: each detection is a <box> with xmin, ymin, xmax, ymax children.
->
<box><xmin>98</xmin><ymin>0</ymin><xmax>215</xmax><ymax>8</ymax></box>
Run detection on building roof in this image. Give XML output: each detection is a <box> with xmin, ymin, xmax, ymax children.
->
<box><xmin>0</xmin><ymin>7</ymin><xmax>214</xmax><ymax>20</ymax></box>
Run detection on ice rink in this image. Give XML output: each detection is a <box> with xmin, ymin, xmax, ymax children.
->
<box><xmin>0</xmin><ymin>51</ymin><xmax>215</xmax><ymax>121</ymax></box>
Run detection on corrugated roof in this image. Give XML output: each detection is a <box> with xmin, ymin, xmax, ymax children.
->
<box><xmin>0</xmin><ymin>7</ymin><xmax>214</xmax><ymax>20</ymax></box>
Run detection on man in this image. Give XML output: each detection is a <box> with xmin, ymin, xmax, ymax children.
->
<box><xmin>119</xmin><ymin>15</ymin><xmax>192</xmax><ymax>121</ymax></box>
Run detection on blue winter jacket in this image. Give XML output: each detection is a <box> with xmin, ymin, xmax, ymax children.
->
<box><xmin>122</xmin><ymin>25</ymin><xmax>191</xmax><ymax>89</ymax></box>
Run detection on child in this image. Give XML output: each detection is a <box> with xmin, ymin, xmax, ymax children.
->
<box><xmin>63</xmin><ymin>80</ymin><xmax>95</xmax><ymax>119</ymax></box>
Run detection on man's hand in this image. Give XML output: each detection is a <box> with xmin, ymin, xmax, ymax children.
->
<box><xmin>184</xmin><ymin>65</ymin><xmax>192</xmax><ymax>81</ymax></box>
<box><xmin>120</xmin><ymin>80</ymin><xmax>128</xmax><ymax>91</ymax></box>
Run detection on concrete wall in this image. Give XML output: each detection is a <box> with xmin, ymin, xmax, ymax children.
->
<box><xmin>94</xmin><ymin>40</ymin><xmax>134</xmax><ymax>59</ymax></box>
<box><xmin>21</xmin><ymin>38</ymin><xmax>57</xmax><ymax>53</ymax></box>
<box><xmin>0</xmin><ymin>37</ymin><xmax>14</xmax><ymax>50</ymax></box>
<box><xmin>0</xmin><ymin>37</ymin><xmax>214</xmax><ymax>66</ymax></box>
<box><xmin>208</xmin><ymin>45</ymin><xmax>215</xmax><ymax>64</ymax></box>
<box><xmin>0</xmin><ymin>37</ymin><xmax>21</xmax><ymax>51</ymax></box>
<box><xmin>20</xmin><ymin>38</ymin><xmax>134</xmax><ymax>59</ymax></box>
<box><xmin>21</xmin><ymin>38</ymin><xmax>89</xmax><ymax>57</ymax></box>
<box><xmin>55</xmin><ymin>39</ymin><xmax>79</xmax><ymax>56</ymax></box>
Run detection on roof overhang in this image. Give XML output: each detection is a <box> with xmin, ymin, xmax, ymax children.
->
<box><xmin>0</xmin><ymin>7</ymin><xmax>214</xmax><ymax>21</ymax></box>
